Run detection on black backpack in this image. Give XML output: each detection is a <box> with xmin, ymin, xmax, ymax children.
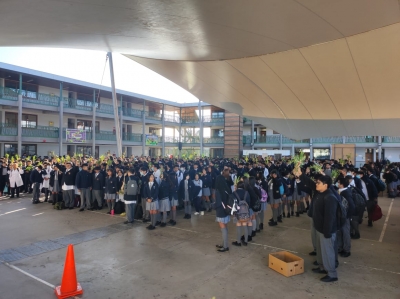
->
<box><xmin>336</xmin><ymin>196</ymin><xmax>348</xmax><ymax>229</ymax></box>
<box><xmin>350</xmin><ymin>187</ymin><xmax>366</xmax><ymax>212</ymax></box>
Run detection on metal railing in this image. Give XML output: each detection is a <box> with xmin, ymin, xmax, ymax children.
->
<box><xmin>182</xmin><ymin>136</ymin><xmax>200</xmax><ymax>143</ymax></box>
<box><xmin>165</xmin><ymin>136</ymin><xmax>180</xmax><ymax>143</ymax></box>
<box><xmin>0</xmin><ymin>123</ymin><xmax>18</xmax><ymax>136</ymax></box>
<box><xmin>382</xmin><ymin>136</ymin><xmax>400</xmax><ymax>143</ymax></box>
<box><xmin>145</xmin><ymin>111</ymin><xmax>162</xmax><ymax>121</ymax></box>
<box><xmin>0</xmin><ymin>86</ymin><xmax>19</xmax><ymax>101</ymax></box>
<box><xmin>203</xmin><ymin>116</ymin><xmax>224</xmax><ymax>123</ymax></box>
<box><xmin>181</xmin><ymin>116</ymin><xmax>199</xmax><ymax>124</ymax></box>
<box><xmin>64</xmin><ymin>98</ymin><xmax>93</xmax><ymax>111</ymax></box>
<box><xmin>22</xmin><ymin>126</ymin><xmax>59</xmax><ymax>138</ymax></box>
<box><xmin>346</xmin><ymin>136</ymin><xmax>376</xmax><ymax>143</ymax></box>
<box><xmin>312</xmin><ymin>136</ymin><xmax>343</xmax><ymax>143</ymax></box>
<box><xmin>96</xmin><ymin>103</ymin><xmax>114</xmax><ymax>114</ymax></box>
<box><xmin>282</xmin><ymin>137</ymin><xmax>310</xmax><ymax>144</ymax></box>
<box><xmin>123</xmin><ymin>107</ymin><xmax>143</xmax><ymax>118</ymax></box>
<box><xmin>164</xmin><ymin>115</ymin><xmax>180</xmax><ymax>123</ymax></box>
<box><xmin>203</xmin><ymin>137</ymin><xmax>224</xmax><ymax>144</ymax></box>
<box><xmin>123</xmin><ymin>133</ymin><xmax>143</xmax><ymax>142</ymax></box>
<box><xmin>254</xmin><ymin>135</ymin><xmax>281</xmax><ymax>144</ymax></box>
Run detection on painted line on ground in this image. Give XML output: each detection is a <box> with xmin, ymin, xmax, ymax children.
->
<box><xmin>230</xmin><ymin>239</ymin><xmax>298</xmax><ymax>253</ymax></box>
<box><xmin>379</xmin><ymin>198</ymin><xmax>394</xmax><ymax>242</ymax></box>
<box><xmin>2</xmin><ymin>260</ymin><xmax>55</xmax><ymax>289</ymax></box>
<box><xmin>342</xmin><ymin>261</ymin><xmax>400</xmax><ymax>275</ymax></box>
<box><xmin>0</xmin><ymin>208</ymin><xmax>26</xmax><ymax>217</ymax></box>
<box><xmin>32</xmin><ymin>213</ymin><xmax>44</xmax><ymax>217</ymax></box>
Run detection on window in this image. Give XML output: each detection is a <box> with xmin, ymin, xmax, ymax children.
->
<box><xmin>211</xmin><ymin>112</ymin><xmax>224</xmax><ymax>118</ymax></box>
<box><xmin>76</xmin><ymin>119</ymin><xmax>99</xmax><ymax>132</ymax></box>
<box><xmin>4</xmin><ymin>144</ymin><xmax>37</xmax><ymax>156</ymax></box>
<box><xmin>5</xmin><ymin>112</ymin><xmax>37</xmax><ymax>128</ymax></box>
<box><xmin>76</xmin><ymin>146</ymin><xmax>99</xmax><ymax>158</ymax></box>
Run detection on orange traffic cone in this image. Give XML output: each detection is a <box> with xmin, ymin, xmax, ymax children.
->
<box><xmin>55</xmin><ymin>244</ymin><xmax>84</xmax><ymax>299</ymax></box>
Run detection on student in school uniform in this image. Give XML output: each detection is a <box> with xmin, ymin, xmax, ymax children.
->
<box><xmin>168</xmin><ymin>172</ymin><xmax>179</xmax><ymax>225</ymax></box>
<box><xmin>178</xmin><ymin>174</ymin><xmax>196</xmax><ymax>219</ymax></box>
<box><xmin>144</xmin><ymin>174</ymin><xmax>159</xmax><ymax>230</ymax></box>
<box><xmin>105</xmin><ymin>169</ymin><xmax>118</xmax><ymax>214</ymax></box>
<box><xmin>193</xmin><ymin>173</ymin><xmax>203</xmax><ymax>215</ymax></box>
<box><xmin>158</xmin><ymin>172</ymin><xmax>171</xmax><ymax>227</ymax></box>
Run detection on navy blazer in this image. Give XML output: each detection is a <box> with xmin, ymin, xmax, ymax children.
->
<box><xmin>143</xmin><ymin>181</ymin><xmax>159</xmax><ymax>201</ymax></box>
<box><xmin>105</xmin><ymin>176</ymin><xmax>118</xmax><ymax>194</ymax></box>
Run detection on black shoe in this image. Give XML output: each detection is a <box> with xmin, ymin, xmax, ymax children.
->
<box><xmin>155</xmin><ymin>221</ymin><xmax>161</xmax><ymax>226</ymax></box>
<box><xmin>241</xmin><ymin>240</ymin><xmax>248</xmax><ymax>246</ymax></box>
<box><xmin>168</xmin><ymin>219</ymin><xmax>174</xmax><ymax>224</ymax></box>
<box><xmin>69</xmin><ymin>207</ymin><xmax>74</xmax><ymax>210</ymax></box>
<box><xmin>241</xmin><ymin>235</ymin><xmax>245</xmax><ymax>241</ymax></box>
<box><xmin>309</xmin><ymin>251</ymin><xmax>317</xmax><ymax>256</ymax></box>
<box><xmin>340</xmin><ymin>251</ymin><xmax>351</xmax><ymax>258</ymax></box>
<box><xmin>143</xmin><ymin>218</ymin><xmax>149</xmax><ymax>223</ymax></box>
<box><xmin>259</xmin><ymin>223</ymin><xmax>264</xmax><ymax>230</ymax></box>
<box><xmin>79</xmin><ymin>208</ymin><xmax>84</xmax><ymax>212</ymax></box>
<box><xmin>269</xmin><ymin>218</ymin><xmax>273</xmax><ymax>222</ymax></box>
<box><xmin>282</xmin><ymin>212</ymin><xmax>286</xmax><ymax>218</ymax></box>
<box><xmin>313</xmin><ymin>261</ymin><xmax>319</xmax><ymax>266</ymax></box>
<box><xmin>147</xmin><ymin>225</ymin><xmax>156</xmax><ymax>230</ymax></box>
<box><xmin>312</xmin><ymin>267</ymin><xmax>327</xmax><ymax>274</ymax></box>
<box><xmin>287</xmin><ymin>213</ymin><xmax>291</xmax><ymax>218</ymax></box>
<box><xmin>251</xmin><ymin>231</ymin><xmax>256</xmax><ymax>237</ymax></box>
<box><xmin>296</xmin><ymin>212</ymin><xmax>300</xmax><ymax>217</ymax></box>
<box><xmin>256</xmin><ymin>229</ymin><xmax>261</xmax><ymax>233</ymax></box>
<box><xmin>186</xmin><ymin>215</ymin><xmax>191</xmax><ymax>219</ymax></box>
<box><xmin>160</xmin><ymin>222</ymin><xmax>167</xmax><ymax>227</ymax></box>
<box><xmin>170</xmin><ymin>220</ymin><xmax>177</xmax><ymax>226</ymax></box>
<box><xmin>216</xmin><ymin>245</ymin><xmax>224</xmax><ymax>249</ymax></box>
<box><xmin>368</xmin><ymin>220</ymin><xmax>373</xmax><ymax>227</ymax></box>
<box><xmin>232</xmin><ymin>241</ymin><xmax>241</xmax><ymax>247</ymax></box>
<box><xmin>291</xmin><ymin>211</ymin><xmax>294</xmax><ymax>216</ymax></box>
<box><xmin>124</xmin><ymin>221</ymin><xmax>133</xmax><ymax>224</ymax></box>
<box><xmin>44</xmin><ymin>199</ymin><xmax>48</xmax><ymax>202</ymax></box>
<box><xmin>247</xmin><ymin>236</ymin><xmax>253</xmax><ymax>242</ymax></box>
<box><xmin>320</xmin><ymin>275</ymin><xmax>338</xmax><ymax>283</ymax></box>
<box><xmin>97</xmin><ymin>207</ymin><xmax>103</xmax><ymax>210</ymax></box>
<box><xmin>277</xmin><ymin>216</ymin><xmax>282</xmax><ymax>223</ymax></box>
<box><xmin>88</xmin><ymin>208</ymin><xmax>94</xmax><ymax>211</ymax></box>
<box><xmin>299</xmin><ymin>211</ymin><xmax>304</xmax><ymax>214</ymax></box>
<box><xmin>217</xmin><ymin>247</ymin><xmax>229</xmax><ymax>252</ymax></box>
<box><xmin>183</xmin><ymin>214</ymin><xmax>189</xmax><ymax>219</ymax></box>
<box><xmin>351</xmin><ymin>233</ymin><xmax>360</xmax><ymax>240</ymax></box>
<box><xmin>269</xmin><ymin>221</ymin><xmax>277</xmax><ymax>226</ymax></box>
<box><xmin>208</xmin><ymin>208</ymin><xmax>212</xmax><ymax>212</ymax></box>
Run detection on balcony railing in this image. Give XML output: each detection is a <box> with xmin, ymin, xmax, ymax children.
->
<box><xmin>182</xmin><ymin>136</ymin><xmax>200</xmax><ymax>143</ymax></box>
<box><xmin>382</xmin><ymin>136</ymin><xmax>400</xmax><ymax>143</ymax></box>
<box><xmin>181</xmin><ymin>116</ymin><xmax>200</xmax><ymax>124</ymax></box>
<box><xmin>145</xmin><ymin>111</ymin><xmax>162</xmax><ymax>121</ymax></box>
<box><xmin>346</xmin><ymin>136</ymin><xmax>376</xmax><ymax>143</ymax></box>
<box><xmin>0</xmin><ymin>86</ymin><xmax>19</xmax><ymax>101</ymax></box>
<box><xmin>165</xmin><ymin>136</ymin><xmax>180</xmax><ymax>143</ymax></box>
<box><xmin>22</xmin><ymin>126</ymin><xmax>59</xmax><ymax>138</ymax></box>
<box><xmin>203</xmin><ymin>137</ymin><xmax>224</xmax><ymax>144</ymax></box>
<box><xmin>123</xmin><ymin>107</ymin><xmax>142</xmax><ymax>118</ymax></box>
<box><xmin>96</xmin><ymin>103</ymin><xmax>114</xmax><ymax>114</ymax></box>
<box><xmin>312</xmin><ymin>136</ymin><xmax>343</xmax><ymax>143</ymax></box>
<box><xmin>123</xmin><ymin>133</ymin><xmax>143</xmax><ymax>142</ymax></box>
<box><xmin>254</xmin><ymin>135</ymin><xmax>281</xmax><ymax>144</ymax></box>
<box><xmin>164</xmin><ymin>115</ymin><xmax>180</xmax><ymax>123</ymax></box>
<box><xmin>0</xmin><ymin>123</ymin><xmax>18</xmax><ymax>136</ymax></box>
<box><xmin>64</xmin><ymin>98</ymin><xmax>93</xmax><ymax>111</ymax></box>
<box><xmin>203</xmin><ymin>116</ymin><xmax>224</xmax><ymax>123</ymax></box>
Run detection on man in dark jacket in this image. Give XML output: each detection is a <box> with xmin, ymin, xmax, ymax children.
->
<box><xmin>140</xmin><ymin>167</ymin><xmax>151</xmax><ymax>222</ymax></box>
<box><xmin>92</xmin><ymin>166</ymin><xmax>105</xmax><ymax>210</ymax></box>
<box><xmin>337</xmin><ymin>176</ymin><xmax>355</xmax><ymax>258</ymax></box>
<box><xmin>30</xmin><ymin>165</ymin><xmax>46</xmax><ymax>204</ymax></box>
<box><xmin>359</xmin><ymin>170</ymin><xmax>378</xmax><ymax>227</ymax></box>
<box><xmin>60</xmin><ymin>161</ymin><xmax>79</xmax><ymax>210</ymax></box>
<box><xmin>311</xmin><ymin>175</ymin><xmax>338</xmax><ymax>282</ymax></box>
<box><xmin>76</xmin><ymin>163</ymin><xmax>93</xmax><ymax>211</ymax></box>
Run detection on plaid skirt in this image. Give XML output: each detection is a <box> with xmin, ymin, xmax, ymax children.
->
<box><xmin>216</xmin><ymin>215</ymin><xmax>230</xmax><ymax>224</ymax></box>
<box><xmin>202</xmin><ymin>187</ymin><xmax>211</xmax><ymax>196</ymax></box>
<box><xmin>105</xmin><ymin>193</ymin><xmax>116</xmax><ymax>200</ymax></box>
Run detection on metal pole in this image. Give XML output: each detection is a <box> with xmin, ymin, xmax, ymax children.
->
<box><xmin>310</xmin><ymin>138</ymin><xmax>313</xmax><ymax>160</ymax></box>
<box><xmin>142</xmin><ymin>99</ymin><xmax>146</xmax><ymax>156</ymax></box>
<box><xmin>92</xmin><ymin>89</ymin><xmax>96</xmax><ymax>157</ymax></box>
<box><xmin>279</xmin><ymin>134</ymin><xmax>283</xmax><ymax>150</ymax></box>
<box><xmin>17</xmin><ymin>74</ymin><xmax>22</xmax><ymax>156</ymax></box>
<box><xmin>107</xmin><ymin>52</ymin><xmax>122</xmax><ymax>157</ymax></box>
<box><xmin>162</xmin><ymin>104</ymin><xmax>165</xmax><ymax>157</ymax></box>
<box><xmin>59</xmin><ymin>82</ymin><xmax>63</xmax><ymax>156</ymax></box>
<box><xmin>251</xmin><ymin>120</ymin><xmax>254</xmax><ymax>150</ymax></box>
<box><xmin>120</xmin><ymin>95</ymin><xmax>123</xmax><ymax>153</ymax></box>
<box><xmin>378</xmin><ymin>136</ymin><xmax>382</xmax><ymax>161</ymax></box>
<box><xmin>198</xmin><ymin>101</ymin><xmax>203</xmax><ymax>156</ymax></box>
<box><xmin>179</xmin><ymin>107</ymin><xmax>182</xmax><ymax>158</ymax></box>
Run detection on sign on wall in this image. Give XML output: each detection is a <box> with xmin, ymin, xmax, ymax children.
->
<box><xmin>145</xmin><ymin>134</ymin><xmax>158</xmax><ymax>146</ymax></box>
<box><xmin>66</xmin><ymin>129</ymin><xmax>86</xmax><ymax>143</ymax></box>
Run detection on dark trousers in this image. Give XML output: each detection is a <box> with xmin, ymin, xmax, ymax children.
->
<box><xmin>10</xmin><ymin>183</ymin><xmax>20</xmax><ymax>198</ymax></box>
<box><xmin>194</xmin><ymin>196</ymin><xmax>202</xmax><ymax>212</ymax></box>
<box><xmin>0</xmin><ymin>174</ymin><xmax>8</xmax><ymax>194</ymax></box>
<box><xmin>24</xmin><ymin>173</ymin><xmax>32</xmax><ymax>193</ymax></box>
<box><xmin>367</xmin><ymin>200</ymin><xmax>377</xmax><ymax>221</ymax></box>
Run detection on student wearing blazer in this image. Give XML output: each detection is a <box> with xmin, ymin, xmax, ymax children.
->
<box><xmin>143</xmin><ymin>174</ymin><xmax>159</xmax><ymax>230</ymax></box>
<box><xmin>105</xmin><ymin>168</ymin><xmax>118</xmax><ymax>214</ymax></box>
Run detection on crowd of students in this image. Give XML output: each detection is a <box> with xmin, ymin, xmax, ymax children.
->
<box><xmin>0</xmin><ymin>154</ymin><xmax>395</xmax><ymax>283</ymax></box>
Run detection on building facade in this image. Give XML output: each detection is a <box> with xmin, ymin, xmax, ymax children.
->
<box><xmin>0</xmin><ymin>63</ymin><xmax>398</xmax><ymax>165</ymax></box>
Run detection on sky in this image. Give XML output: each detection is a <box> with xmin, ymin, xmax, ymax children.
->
<box><xmin>0</xmin><ymin>47</ymin><xmax>199</xmax><ymax>104</ymax></box>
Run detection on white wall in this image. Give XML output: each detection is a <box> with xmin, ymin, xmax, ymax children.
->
<box><xmin>384</xmin><ymin>148</ymin><xmax>400</xmax><ymax>162</ymax></box>
<box><xmin>36</xmin><ymin>143</ymin><xmax>61</xmax><ymax>157</ymax></box>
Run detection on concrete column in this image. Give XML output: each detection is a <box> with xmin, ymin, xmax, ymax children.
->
<box><xmin>251</xmin><ymin>120</ymin><xmax>254</xmax><ymax>150</ymax></box>
<box><xmin>0</xmin><ymin>78</ymin><xmax>4</xmax><ymax>88</ymax></box>
<box><xmin>342</xmin><ymin>136</ymin><xmax>346</xmax><ymax>144</ymax></box>
<box><xmin>120</xmin><ymin>95</ymin><xmax>123</xmax><ymax>146</ymax></box>
<box><xmin>199</xmin><ymin>101</ymin><xmax>203</xmax><ymax>156</ymax></box>
<box><xmin>291</xmin><ymin>144</ymin><xmax>295</xmax><ymax>156</ymax></box>
<box><xmin>310</xmin><ymin>138</ymin><xmax>313</xmax><ymax>160</ymax></box>
<box><xmin>279</xmin><ymin>134</ymin><xmax>283</xmax><ymax>150</ymax></box>
<box><xmin>59</xmin><ymin>82</ymin><xmax>63</xmax><ymax>156</ymax></box>
<box><xmin>92</xmin><ymin>89</ymin><xmax>96</xmax><ymax>157</ymax></box>
<box><xmin>162</xmin><ymin>104</ymin><xmax>165</xmax><ymax>157</ymax></box>
<box><xmin>378</xmin><ymin>136</ymin><xmax>382</xmax><ymax>161</ymax></box>
<box><xmin>17</xmin><ymin>74</ymin><xmax>22</xmax><ymax>156</ymax></box>
<box><xmin>142</xmin><ymin>100</ymin><xmax>146</xmax><ymax>156</ymax></box>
